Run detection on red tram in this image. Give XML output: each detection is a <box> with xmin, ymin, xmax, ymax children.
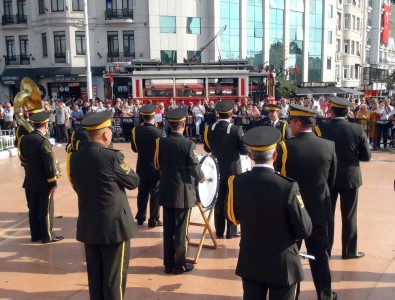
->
<box><xmin>107</xmin><ymin>60</ymin><xmax>274</xmax><ymax>105</ymax></box>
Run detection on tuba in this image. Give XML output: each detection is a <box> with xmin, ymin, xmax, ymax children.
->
<box><xmin>13</xmin><ymin>77</ymin><xmax>43</xmax><ymax>133</ymax></box>
<box><xmin>14</xmin><ymin>77</ymin><xmax>61</xmax><ymax>179</ymax></box>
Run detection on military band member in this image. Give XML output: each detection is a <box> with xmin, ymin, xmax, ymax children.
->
<box><xmin>314</xmin><ymin>97</ymin><xmax>371</xmax><ymax>259</ymax></box>
<box><xmin>154</xmin><ymin>108</ymin><xmax>205</xmax><ymax>275</ymax></box>
<box><xmin>274</xmin><ymin>104</ymin><xmax>337</xmax><ymax>300</ymax></box>
<box><xmin>227</xmin><ymin>126</ymin><xmax>312</xmax><ymax>300</ymax></box>
<box><xmin>67</xmin><ymin>111</ymin><xmax>140</xmax><ymax>300</ymax></box>
<box><xmin>203</xmin><ymin>100</ymin><xmax>248</xmax><ymax>239</ymax></box>
<box><xmin>131</xmin><ymin>104</ymin><xmax>165</xmax><ymax>227</ymax></box>
<box><xmin>65</xmin><ymin>128</ymin><xmax>88</xmax><ymax>153</ymax></box>
<box><xmin>19</xmin><ymin>111</ymin><xmax>63</xmax><ymax>243</ymax></box>
<box><xmin>257</xmin><ymin>104</ymin><xmax>291</xmax><ymax>140</ymax></box>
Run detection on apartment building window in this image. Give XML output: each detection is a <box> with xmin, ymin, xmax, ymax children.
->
<box><xmin>6</xmin><ymin>36</ymin><xmax>16</xmax><ymax>58</ymax></box>
<box><xmin>107</xmin><ymin>31</ymin><xmax>119</xmax><ymax>56</ymax></box>
<box><xmin>344</xmin><ymin>14</ymin><xmax>350</xmax><ymax>29</ymax></box>
<box><xmin>123</xmin><ymin>0</ymin><xmax>132</xmax><ymax>10</ymax></box>
<box><xmin>351</xmin><ymin>40</ymin><xmax>355</xmax><ymax>55</ymax></box>
<box><xmin>51</xmin><ymin>0</ymin><xmax>64</xmax><ymax>12</ymax></box>
<box><xmin>17</xmin><ymin>0</ymin><xmax>26</xmax><ymax>15</ymax></box>
<box><xmin>187</xmin><ymin>51</ymin><xmax>201</xmax><ymax>63</ymax></box>
<box><xmin>336</xmin><ymin>39</ymin><xmax>341</xmax><ymax>52</ymax></box>
<box><xmin>123</xmin><ymin>30</ymin><xmax>135</xmax><ymax>56</ymax></box>
<box><xmin>161</xmin><ymin>50</ymin><xmax>177</xmax><ymax>63</ymax></box>
<box><xmin>344</xmin><ymin>39</ymin><xmax>349</xmax><ymax>54</ymax></box>
<box><xmin>38</xmin><ymin>0</ymin><xmax>45</xmax><ymax>14</ymax></box>
<box><xmin>327</xmin><ymin>56</ymin><xmax>332</xmax><ymax>70</ymax></box>
<box><xmin>186</xmin><ymin>17</ymin><xmax>201</xmax><ymax>34</ymax></box>
<box><xmin>72</xmin><ymin>0</ymin><xmax>83</xmax><ymax>11</ymax></box>
<box><xmin>356</xmin><ymin>41</ymin><xmax>360</xmax><ymax>56</ymax></box>
<box><xmin>352</xmin><ymin>15</ymin><xmax>355</xmax><ymax>30</ymax></box>
<box><xmin>328</xmin><ymin>4</ymin><xmax>333</xmax><ymax>18</ymax></box>
<box><xmin>355</xmin><ymin>65</ymin><xmax>359</xmax><ymax>79</ymax></box>
<box><xmin>328</xmin><ymin>31</ymin><xmax>333</xmax><ymax>44</ymax></box>
<box><xmin>4</xmin><ymin>0</ymin><xmax>13</xmax><ymax>15</ymax></box>
<box><xmin>337</xmin><ymin>12</ymin><xmax>341</xmax><ymax>30</ymax></box>
<box><xmin>42</xmin><ymin>33</ymin><xmax>48</xmax><ymax>57</ymax></box>
<box><xmin>54</xmin><ymin>31</ymin><xmax>66</xmax><ymax>62</ymax></box>
<box><xmin>343</xmin><ymin>65</ymin><xmax>348</xmax><ymax>79</ymax></box>
<box><xmin>350</xmin><ymin>65</ymin><xmax>355</xmax><ymax>79</ymax></box>
<box><xmin>356</xmin><ymin>17</ymin><xmax>360</xmax><ymax>31</ymax></box>
<box><xmin>75</xmin><ymin>31</ymin><xmax>85</xmax><ymax>55</ymax></box>
<box><xmin>160</xmin><ymin>16</ymin><xmax>176</xmax><ymax>33</ymax></box>
<box><xmin>335</xmin><ymin>65</ymin><xmax>340</xmax><ymax>81</ymax></box>
<box><xmin>19</xmin><ymin>35</ymin><xmax>28</xmax><ymax>58</ymax></box>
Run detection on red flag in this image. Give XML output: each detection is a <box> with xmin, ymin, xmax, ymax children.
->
<box><xmin>108</xmin><ymin>71</ymin><xmax>114</xmax><ymax>82</ymax></box>
<box><xmin>294</xmin><ymin>64</ymin><xmax>300</xmax><ymax>75</ymax></box>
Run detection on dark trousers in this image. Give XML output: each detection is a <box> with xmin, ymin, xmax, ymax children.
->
<box><xmin>25</xmin><ymin>190</ymin><xmax>54</xmax><ymax>242</ymax></box>
<box><xmin>56</xmin><ymin>124</ymin><xmax>68</xmax><ymax>143</ymax></box>
<box><xmin>296</xmin><ymin>224</ymin><xmax>332</xmax><ymax>300</ymax></box>
<box><xmin>162</xmin><ymin>207</ymin><xmax>190</xmax><ymax>269</ymax></box>
<box><xmin>84</xmin><ymin>240</ymin><xmax>130</xmax><ymax>300</ymax></box>
<box><xmin>215</xmin><ymin>178</ymin><xmax>238</xmax><ymax>237</ymax></box>
<box><xmin>328</xmin><ymin>188</ymin><xmax>359</xmax><ymax>257</ymax></box>
<box><xmin>242</xmin><ymin>278</ymin><xmax>297</xmax><ymax>300</ymax></box>
<box><xmin>135</xmin><ymin>179</ymin><xmax>160</xmax><ymax>223</ymax></box>
<box><xmin>376</xmin><ymin>122</ymin><xmax>391</xmax><ymax>147</ymax></box>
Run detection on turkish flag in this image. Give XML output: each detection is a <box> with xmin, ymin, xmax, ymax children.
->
<box><xmin>294</xmin><ymin>64</ymin><xmax>300</xmax><ymax>75</ymax></box>
<box><xmin>108</xmin><ymin>71</ymin><xmax>114</xmax><ymax>82</ymax></box>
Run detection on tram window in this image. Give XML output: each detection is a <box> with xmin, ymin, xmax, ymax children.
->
<box><xmin>208</xmin><ymin>78</ymin><xmax>238</xmax><ymax>96</ymax></box>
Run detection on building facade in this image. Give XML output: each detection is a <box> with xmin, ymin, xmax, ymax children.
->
<box><xmin>0</xmin><ymin>0</ymin><xmax>392</xmax><ymax>101</ymax></box>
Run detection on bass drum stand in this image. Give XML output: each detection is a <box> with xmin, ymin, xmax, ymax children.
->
<box><xmin>186</xmin><ymin>154</ymin><xmax>219</xmax><ymax>264</ymax></box>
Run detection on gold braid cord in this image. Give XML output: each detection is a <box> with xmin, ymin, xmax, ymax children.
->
<box><xmin>279</xmin><ymin>140</ymin><xmax>288</xmax><ymax>176</ymax></box>
<box><xmin>203</xmin><ymin>126</ymin><xmax>211</xmax><ymax>150</ymax></box>
<box><xmin>154</xmin><ymin>138</ymin><xmax>160</xmax><ymax>170</ymax></box>
<box><xmin>132</xmin><ymin>127</ymin><xmax>138</xmax><ymax>151</ymax></box>
<box><xmin>227</xmin><ymin>175</ymin><xmax>239</xmax><ymax>225</ymax></box>
<box><xmin>66</xmin><ymin>152</ymin><xmax>73</xmax><ymax>188</ymax></box>
<box><xmin>314</xmin><ymin>125</ymin><xmax>322</xmax><ymax>137</ymax></box>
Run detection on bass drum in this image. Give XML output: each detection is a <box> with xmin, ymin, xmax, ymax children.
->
<box><xmin>196</xmin><ymin>154</ymin><xmax>220</xmax><ymax>209</ymax></box>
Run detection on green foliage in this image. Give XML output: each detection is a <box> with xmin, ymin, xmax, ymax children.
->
<box><xmin>275</xmin><ymin>78</ymin><xmax>296</xmax><ymax>98</ymax></box>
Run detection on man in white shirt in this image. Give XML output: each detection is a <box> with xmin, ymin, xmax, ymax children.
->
<box><xmin>192</xmin><ymin>99</ymin><xmax>205</xmax><ymax>141</ymax></box>
<box><xmin>279</xmin><ymin>98</ymin><xmax>289</xmax><ymax>118</ymax></box>
<box><xmin>375</xmin><ymin>98</ymin><xmax>393</xmax><ymax>150</ymax></box>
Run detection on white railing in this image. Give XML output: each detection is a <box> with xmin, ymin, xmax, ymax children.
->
<box><xmin>0</xmin><ymin>129</ymin><xmax>16</xmax><ymax>151</ymax></box>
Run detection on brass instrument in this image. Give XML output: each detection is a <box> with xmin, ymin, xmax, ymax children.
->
<box><xmin>14</xmin><ymin>77</ymin><xmax>62</xmax><ymax>179</ymax></box>
<box><xmin>13</xmin><ymin>77</ymin><xmax>43</xmax><ymax>133</ymax></box>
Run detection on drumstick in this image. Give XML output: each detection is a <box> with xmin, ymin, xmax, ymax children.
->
<box><xmin>299</xmin><ymin>252</ymin><xmax>315</xmax><ymax>260</ymax></box>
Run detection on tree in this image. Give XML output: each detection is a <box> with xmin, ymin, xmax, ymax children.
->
<box><xmin>276</xmin><ymin>78</ymin><xmax>296</xmax><ymax>98</ymax></box>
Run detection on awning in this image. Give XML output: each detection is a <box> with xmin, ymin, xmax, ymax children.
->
<box><xmin>1</xmin><ymin>68</ymin><xmax>38</xmax><ymax>85</ymax></box>
<box><xmin>37</xmin><ymin>67</ymin><xmax>105</xmax><ymax>77</ymax></box>
<box><xmin>338</xmin><ymin>87</ymin><xmax>364</xmax><ymax>96</ymax></box>
<box><xmin>295</xmin><ymin>86</ymin><xmax>345</xmax><ymax>95</ymax></box>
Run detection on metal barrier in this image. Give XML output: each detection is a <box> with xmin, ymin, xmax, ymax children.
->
<box><xmin>0</xmin><ymin>129</ymin><xmax>16</xmax><ymax>151</ymax></box>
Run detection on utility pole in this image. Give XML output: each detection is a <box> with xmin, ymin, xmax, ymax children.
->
<box><xmin>84</xmin><ymin>0</ymin><xmax>93</xmax><ymax>100</ymax></box>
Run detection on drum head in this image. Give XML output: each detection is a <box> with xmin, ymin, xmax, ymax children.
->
<box><xmin>197</xmin><ymin>154</ymin><xmax>219</xmax><ymax>208</ymax></box>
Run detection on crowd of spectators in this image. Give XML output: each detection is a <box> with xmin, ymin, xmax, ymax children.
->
<box><xmin>1</xmin><ymin>94</ymin><xmax>394</xmax><ymax>149</ymax></box>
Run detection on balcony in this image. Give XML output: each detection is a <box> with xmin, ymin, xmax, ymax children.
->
<box><xmin>107</xmin><ymin>52</ymin><xmax>135</xmax><ymax>63</ymax></box>
<box><xmin>55</xmin><ymin>52</ymin><xmax>66</xmax><ymax>63</ymax></box>
<box><xmin>105</xmin><ymin>9</ymin><xmax>133</xmax><ymax>20</ymax></box>
<box><xmin>4</xmin><ymin>55</ymin><xmax>31</xmax><ymax>66</ymax></box>
<box><xmin>2</xmin><ymin>14</ymin><xmax>27</xmax><ymax>25</ymax></box>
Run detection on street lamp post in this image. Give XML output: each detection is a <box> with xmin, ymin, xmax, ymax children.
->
<box><xmin>84</xmin><ymin>0</ymin><xmax>93</xmax><ymax>100</ymax></box>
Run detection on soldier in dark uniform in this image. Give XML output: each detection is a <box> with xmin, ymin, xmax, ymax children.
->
<box><xmin>154</xmin><ymin>108</ymin><xmax>205</xmax><ymax>275</ymax></box>
<box><xmin>67</xmin><ymin>111</ymin><xmax>140</xmax><ymax>300</ymax></box>
<box><xmin>65</xmin><ymin>128</ymin><xmax>88</xmax><ymax>153</ymax></box>
<box><xmin>314</xmin><ymin>97</ymin><xmax>371</xmax><ymax>259</ymax></box>
<box><xmin>131</xmin><ymin>104</ymin><xmax>165</xmax><ymax>227</ymax></box>
<box><xmin>227</xmin><ymin>126</ymin><xmax>312</xmax><ymax>300</ymax></box>
<box><xmin>14</xmin><ymin>107</ymin><xmax>43</xmax><ymax>148</ymax></box>
<box><xmin>274</xmin><ymin>104</ymin><xmax>337</xmax><ymax>300</ymax></box>
<box><xmin>203</xmin><ymin>100</ymin><xmax>248</xmax><ymax>239</ymax></box>
<box><xmin>257</xmin><ymin>104</ymin><xmax>291</xmax><ymax>140</ymax></box>
<box><xmin>19</xmin><ymin>111</ymin><xmax>63</xmax><ymax>243</ymax></box>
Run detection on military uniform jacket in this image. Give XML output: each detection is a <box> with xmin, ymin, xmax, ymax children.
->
<box><xmin>315</xmin><ymin>118</ymin><xmax>371</xmax><ymax>189</ymax></box>
<box><xmin>68</xmin><ymin>142</ymin><xmax>140</xmax><ymax>245</ymax></box>
<box><xmin>131</xmin><ymin>123</ymin><xmax>164</xmax><ymax>180</ymax></box>
<box><xmin>155</xmin><ymin>132</ymin><xmax>204</xmax><ymax>209</ymax></box>
<box><xmin>258</xmin><ymin>119</ymin><xmax>291</xmax><ymax>140</ymax></box>
<box><xmin>19</xmin><ymin>130</ymin><xmax>57</xmax><ymax>192</ymax></box>
<box><xmin>14</xmin><ymin>124</ymin><xmax>30</xmax><ymax>147</ymax></box>
<box><xmin>66</xmin><ymin>129</ymin><xmax>88</xmax><ymax>152</ymax></box>
<box><xmin>227</xmin><ymin>167</ymin><xmax>312</xmax><ymax>285</ymax></box>
<box><xmin>203</xmin><ymin>120</ymin><xmax>248</xmax><ymax>178</ymax></box>
<box><xmin>274</xmin><ymin>132</ymin><xmax>337</xmax><ymax>224</ymax></box>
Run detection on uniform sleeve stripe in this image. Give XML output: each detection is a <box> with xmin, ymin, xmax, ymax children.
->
<box><xmin>47</xmin><ymin>176</ymin><xmax>57</xmax><ymax>183</ymax></box>
<box><xmin>154</xmin><ymin>138</ymin><xmax>160</xmax><ymax>170</ymax></box>
<box><xmin>132</xmin><ymin>127</ymin><xmax>138</xmax><ymax>151</ymax></box>
<box><xmin>204</xmin><ymin>125</ymin><xmax>211</xmax><ymax>150</ymax></box>
<box><xmin>314</xmin><ymin>125</ymin><xmax>322</xmax><ymax>137</ymax></box>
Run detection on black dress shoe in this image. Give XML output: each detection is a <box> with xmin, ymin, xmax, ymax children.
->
<box><xmin>342</xmin><ymin>251</ymin><xmax>365</xmax><ymax>259</ymax></box>
<box><xmin>226</xmin><ymin>233</ymin><xmax>241</xmax><ymax>239</ymax></box>
<box><xmin>42</xmin><ymin>236</ymin><xmax>64</xmax><ymax>243</ymax></box>
<box><xmin>164</xmin><ymin>266</ymin><xmax>173</xmax><ymax>274</ymax></box>
<box><xmin>331</xmin><ymin>292</ymin><xmax>337</xmax><ymax>300</ymax></box>
<box><xmin>173</xmin><ymin>263</ymin><xmax>194</xmax><ymax>275</ymax></box>
<box><xmin>321</xmin><ymin>290</ymin><xmax>337</xmax><ymax>300</ymax></box>
<box><xmin>216</xmin><ymin>233</ymin><xmax>224</xmax><ymax>239</ymax></box>
<box><xmin>137</xmin><ymin>219</ymin><xmax>145</xmax><ymax>225</ymax></box>
<box><xmin>148</xmin><ymin>219</ymin><xmax>163</xmax><ymax>228</ymax></box>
